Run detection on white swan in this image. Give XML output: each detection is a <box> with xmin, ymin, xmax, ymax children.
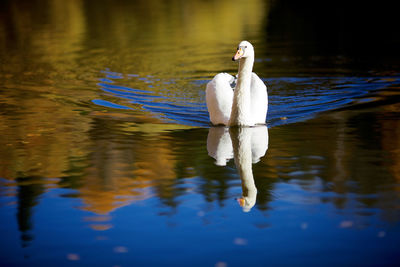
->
<box><xmin>206</xmin><ymin>41</ymin><xmax>268</xmax><ymax>126</ymax></box>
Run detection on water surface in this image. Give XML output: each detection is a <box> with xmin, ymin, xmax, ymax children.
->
<box><xmin>1</xmin><ymin>0</ymin><xmax>400</xmax><ymax>266</ymax></box>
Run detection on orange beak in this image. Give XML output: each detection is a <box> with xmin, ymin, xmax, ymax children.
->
<box><xmin>232</xmin><ymin>47</ymin><xmax>244</xmax><ymax>61</ymax></box>
<box><xmin>237</xmin><ymin>197</ymin><xmax>245</xmax><ymax>207</ymax></box>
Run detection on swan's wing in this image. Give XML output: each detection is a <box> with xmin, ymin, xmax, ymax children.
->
<box><xmin>250</xmin><ymin>73</ymin><xmax>268</xmax><ymax>124</ymax></box>
<box><xmin>206</xmin><ymin>73</ymin><xmax>235</xmax><ymax>125</ymax></box>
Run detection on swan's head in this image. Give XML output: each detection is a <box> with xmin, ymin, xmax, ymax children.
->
<box><xmin>232</xmin><ymin>40</ymin><xmax>254</xmax><ymax>61</ymax></box>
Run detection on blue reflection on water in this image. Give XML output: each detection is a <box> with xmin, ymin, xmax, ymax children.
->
<box><xmin>92</xmin><ymin>99</ymin><xmax>131</xmax><ymax>110</ymax></box>
<box><xmin>2</xmin><ymin>179</ymin><xmax>399</xmax><ymax>266</ymax></box>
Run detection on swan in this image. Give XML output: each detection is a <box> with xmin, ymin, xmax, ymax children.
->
<box><xmin>206</xmin><ymin>41</ymin><xmax>268</xmax><ymax>126</ymax></box>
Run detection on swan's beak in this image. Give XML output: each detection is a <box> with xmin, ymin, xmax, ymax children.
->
<box><xmin>232</xmin><ymin>47</ymin><xmax>244</xmax><ymax>61</ymax></box>
<box><xmin>237</xmin><ymin>197</ymin><xmax>245</xmax><ymax>207</ymax></box>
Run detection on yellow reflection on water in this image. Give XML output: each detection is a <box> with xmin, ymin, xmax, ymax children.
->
<box><xmin>0</xmin><ymin>0</ymin><xmax>271</xmax><ymax>215</ymax></box>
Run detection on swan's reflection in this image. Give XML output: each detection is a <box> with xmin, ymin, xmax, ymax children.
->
<box><xmin>207</xmin><ymin>126</ymin><xmax>269</xmax><ymax>212</ymax></box>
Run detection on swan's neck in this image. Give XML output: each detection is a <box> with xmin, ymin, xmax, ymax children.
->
<box><xmin>229</xmin><ymin>56</ymin><xmax>254</xmax><ymax>126</ymax></box>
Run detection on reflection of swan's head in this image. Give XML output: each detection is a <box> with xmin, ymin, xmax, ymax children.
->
<box><xmin>237</xmin><ymin>196</ymin><xmax>256</xmax><ymax>213</ymax></box>
<box><xmin>232</xmin><ymin>40</ymin><xmax>254</xmax><ymax>61</ymax></box>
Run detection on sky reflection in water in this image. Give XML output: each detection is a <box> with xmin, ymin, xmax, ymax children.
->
<box><xmin>0</xmin><ymin>0</ymin><xmax>400</xmax><ymax>266</ymax></box>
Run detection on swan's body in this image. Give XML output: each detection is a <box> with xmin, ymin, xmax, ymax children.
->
<box><xmin>206</xmin><ymin>41</ymin><xmax>268</xmax><ymax>126</ymax></box>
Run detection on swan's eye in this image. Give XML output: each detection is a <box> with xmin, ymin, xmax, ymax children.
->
<box><xmin>245</xmin><ymin>46</ymin><xmax>248</xmax><ymax>48</ymax></box>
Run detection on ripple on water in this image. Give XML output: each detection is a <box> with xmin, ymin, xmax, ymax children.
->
<box><xmin>93</xmin><ymin>70</ymin><xmax>400</xmax><ymax>127</ymax></box>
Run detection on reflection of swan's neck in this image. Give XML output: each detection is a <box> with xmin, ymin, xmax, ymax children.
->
<box><xmin>231</xmin><ymin>127</ymin><xmax>257</xmax><ymax>212</ymax></box>
<box><xmin>229</xmin><ymin>56</ymin><xmax>254</xmax><ymax>126</ymax></box>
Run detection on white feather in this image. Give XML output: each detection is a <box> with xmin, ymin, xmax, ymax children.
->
<box><xmin>206</xmin><ymin>73</ymin><xmax>235</xmax><ymax>125</ymax></box>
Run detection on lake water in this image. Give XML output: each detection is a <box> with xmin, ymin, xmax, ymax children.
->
<box><xmin>1</xmin><ymin>0</ymin><xmax>400</xmax><ymax>266</ymax></box>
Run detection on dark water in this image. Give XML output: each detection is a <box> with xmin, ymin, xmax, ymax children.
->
<box><xmin>1</xmin><ymin>0</ymin><xmax>400</xmax><ymax>266</ymax></box>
